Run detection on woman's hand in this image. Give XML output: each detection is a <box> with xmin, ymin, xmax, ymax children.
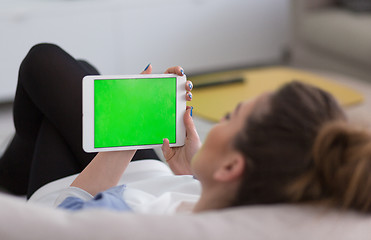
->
<box><xmin>161</xmin><ymin>66</ymin><xmax>199</xmax><ymax>175</ymax></box>
<box><xmin>162</xmin><ymin>106</ymin><xmax>201</xmax><ymax>175</ymax></box>
<box><xmin>143</xmin><ymin>64</ymin><xmax>199</xmax><ymax>175</ymax></box>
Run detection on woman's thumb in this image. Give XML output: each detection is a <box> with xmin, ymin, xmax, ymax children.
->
<box><xmin>141</xmin><ymin>63</ymin><xmax>152</xmax><ymax>74</ymax></box>
<box><xmin>161</xmin><ymin>138</ymin><xmax>173</xmax><ymax>160</ymax></box>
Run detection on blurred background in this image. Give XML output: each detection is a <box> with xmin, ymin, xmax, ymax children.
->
<box><xmin>1</xmin><ymin>0</ymin><xmax>371</xmax><ymax>156</ymax></box>
<box><xmin>0</xmin><ymin>0</ymin><xmax>290</xmax><ymax>101</ymax></box>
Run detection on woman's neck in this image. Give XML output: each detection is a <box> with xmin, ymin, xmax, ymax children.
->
<box><xmin>192</xmin><ymin>183</ymin><xmax>238</xmax><ymax>213</ymax></box>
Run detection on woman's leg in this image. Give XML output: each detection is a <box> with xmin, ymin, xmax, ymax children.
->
<box><xmin>27</xmin><ymin>118</ymin><xmax>81</xmax><ymax>197</ymax></box>
<box><xmin>0</xmin><ymin>43</ymin><xmax>159</xmax><ymax>196</ymax></box>
<box><xmin>0</xmin><ymin>43</ymin><xmax>98</xmax><ymax>195</ymax></box>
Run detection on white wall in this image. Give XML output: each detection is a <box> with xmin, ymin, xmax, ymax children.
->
<box><xmin>0</xmin><ymin>0</ymin><xmax>290</xmax><ymax>101</ymax></box>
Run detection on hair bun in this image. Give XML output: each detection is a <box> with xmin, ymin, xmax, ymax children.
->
<box><xmin>312</xmin><ymin>121</ymin><xmax>371</xmax><ymax>212</ymax></box>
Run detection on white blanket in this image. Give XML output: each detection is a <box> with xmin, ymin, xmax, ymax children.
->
<box><xmin>29</xmin><ymin>160</ymin><xmax>201</xmax><ymax>214</ymax></box>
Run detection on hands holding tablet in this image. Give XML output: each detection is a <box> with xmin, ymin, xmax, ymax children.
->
<box><xmin>143</xmin><ymin>65</ymin><xmax>200</xmax><ymax>175</ymax></box>
<box><xmin>83</xmin><ymin>66</ymin><xmax>188</xmax><ymax>152</ymax></box>
<box><xmin>162</xmin><ymin>106</ymin><xmax>201</xmax><ymax>175</ymax></box>
<box><xmin>74</xmin><ymin>65</ymin><xmax>199</xmax><ymax>195</ymax></box>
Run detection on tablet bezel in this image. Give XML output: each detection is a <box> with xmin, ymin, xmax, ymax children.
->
<box><xmin>82</xmin><ymin>74</ymin><xmax>186</xmax><ymax>152</ymax></box>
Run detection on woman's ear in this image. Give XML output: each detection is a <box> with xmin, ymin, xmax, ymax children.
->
<box><xmin>213</xmin><ymin>152</ymin><xmax>245</xmax><ymax>183</ymax></box>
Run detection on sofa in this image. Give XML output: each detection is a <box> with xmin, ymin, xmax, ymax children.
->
<box><xmin>290</xmin><ymin>0</ymin><xmax>371</xmax><ymax>81</ymax></box>
<box><xmin>0</xmin><ymin>192</ymin><xmax>370</xmax><ymax>240</ymax></box>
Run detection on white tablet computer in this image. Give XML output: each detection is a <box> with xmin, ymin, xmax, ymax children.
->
<box><xmin>82</xmin><ymin>74</ymin><xmax>187</xmax><ymax>152</ymax></box>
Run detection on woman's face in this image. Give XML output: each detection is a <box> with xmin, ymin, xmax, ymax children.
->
<box><xmin>191</xmin><ymin>93</ymin><xmax>270</xmax><ymax>184</ymax></box>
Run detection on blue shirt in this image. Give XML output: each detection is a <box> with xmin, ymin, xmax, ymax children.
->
<box><xmin>58</xmin><ymin>185</ymin><xmax>132</xmax><ymax>212</ymax></box>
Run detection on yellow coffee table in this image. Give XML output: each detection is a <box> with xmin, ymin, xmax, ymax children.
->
<box><xmin>188</xmin><ymin>66</ymin><xmax>363</xmax><ymax>122</ymax></box>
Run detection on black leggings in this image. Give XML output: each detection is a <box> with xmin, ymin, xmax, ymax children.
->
<box><xmin>0</xmin><ymin>43</ymin><xmax>159</xmax><ymax>198</ymax></box>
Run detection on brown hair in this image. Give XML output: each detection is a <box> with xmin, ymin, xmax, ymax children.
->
<box><xmin>288</xmin><ymin>121</ymin><xmax>371</xmax><ymax>212</ymax></box>
<box><xmin>232</xmin><ymin>81</ymin><xmax>371</xmax><ymax>213</ymax></box>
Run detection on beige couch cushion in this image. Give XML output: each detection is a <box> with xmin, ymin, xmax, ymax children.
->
<box><xmin>0</xmin><ymin>193</ymin><xmax>370</xmax><ymax>240</ymax></box>
<box><xmin>306</xmin><ymin>0</ymin><xmax>335</xmax><ymax>9</ymax></box>
<box><xmin>299</xmin><ymin>8</ymin><xmax>371</xmax><ymax>67</ymax></box>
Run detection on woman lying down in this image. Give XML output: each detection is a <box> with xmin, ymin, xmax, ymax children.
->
<box><xmin>0</xmin><ymin>44</ymin><xmax>370</xmax><ymax>214</ymax></box>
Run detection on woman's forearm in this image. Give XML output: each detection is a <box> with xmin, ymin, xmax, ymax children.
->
<box><xmin>70</xmin><ymin>150</ymin><xmax>136</xmax><ymax>196</ymax></box>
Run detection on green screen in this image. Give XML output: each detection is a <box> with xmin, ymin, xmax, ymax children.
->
<box><xmin>94</xmin><ymin>77</ymin><xmax>176</xmax><ymax>148</ymax></box>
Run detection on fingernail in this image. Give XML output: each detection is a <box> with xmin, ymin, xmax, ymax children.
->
<box><xmin>188</xmin><ymin>83</ymin><xmax>193</xmax><ymax>90</ymax></box>
<box><xmin>144</xmin><ymin>63</ymin><xmax>151</xmax><ymax>71</ymax></box>
<box><xmin>188</xmin><ymin>93</ymin><xmax>192</xmax><ymax>99</ymax></box>
<box><xmin>191</xmin><ymin>106</ymin><xmax>193</xmax><ymax>117</ymax></box>
<box><xmin>180</xmin><ymin>69</ymin><xmax>185</xmax><ymax>75</ymax></box>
